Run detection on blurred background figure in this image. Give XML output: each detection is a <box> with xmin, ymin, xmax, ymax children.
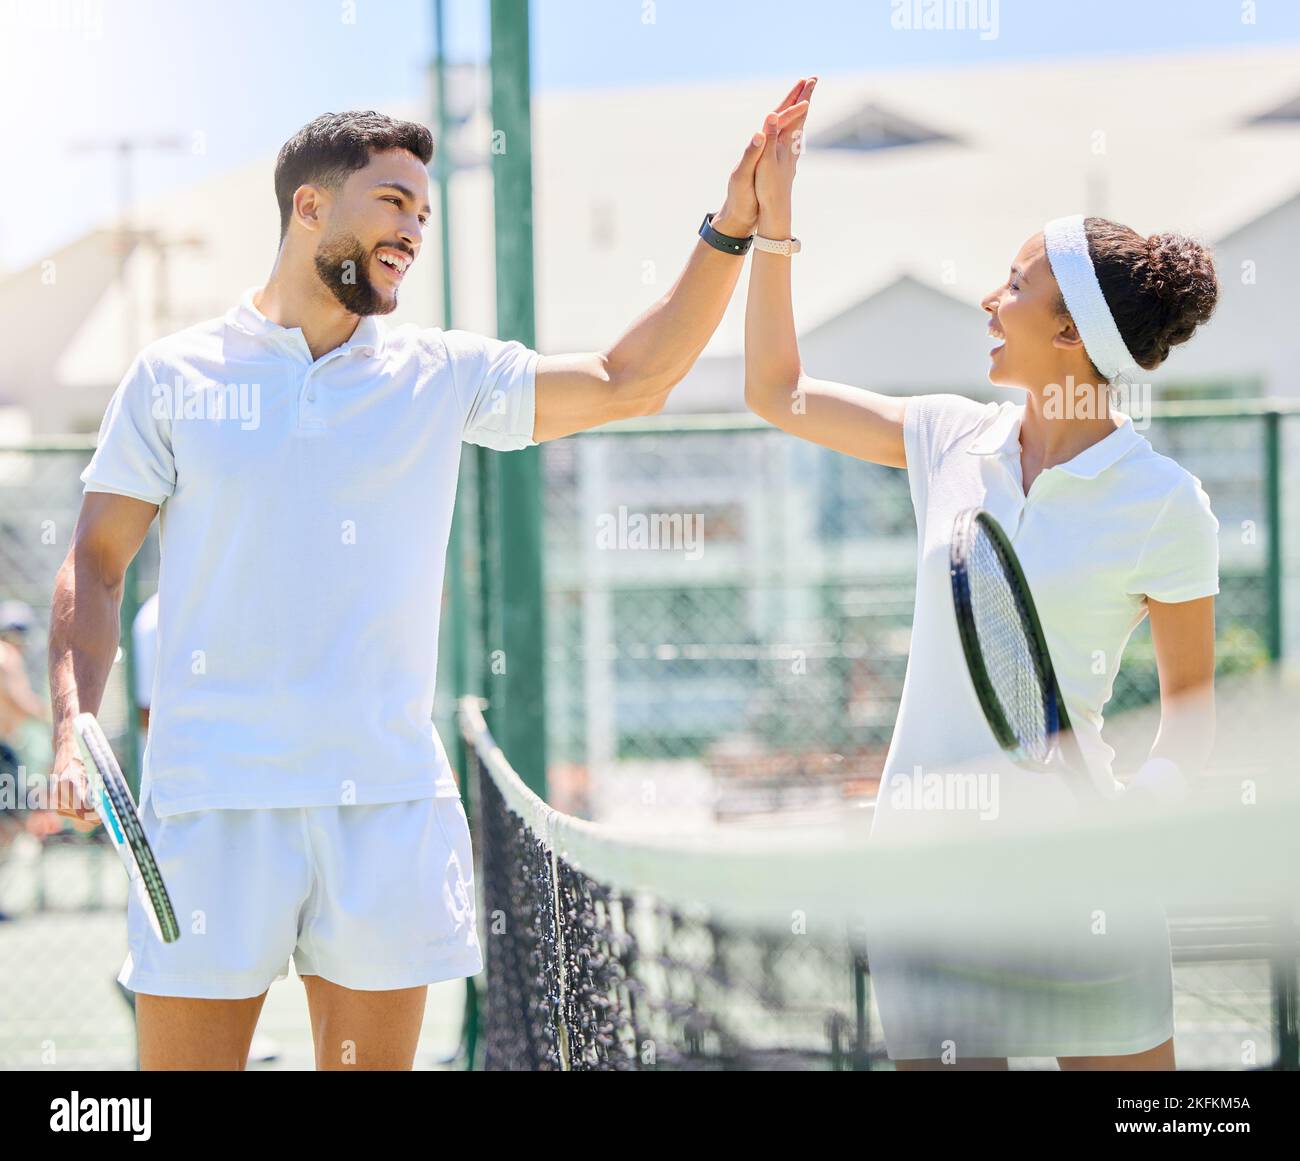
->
<box><xmin>0</xmin><ymin>599</ymin><xmax>46</xmax><ymax>738</ymax></box>
<box><xmin>0</xmin><ymin>600</ymin><xmax>57</xmax><ymax>851</ymax></box>
<box><xmin>0</xmin><ymin>600</ymin><xmax>58</xmax><ymax>922</ymax></box>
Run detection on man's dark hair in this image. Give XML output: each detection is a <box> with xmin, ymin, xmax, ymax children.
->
<box><xmin>274</xmin><ymin>110</ymin><xmax>434</xmax><ymax>240</ymax></box>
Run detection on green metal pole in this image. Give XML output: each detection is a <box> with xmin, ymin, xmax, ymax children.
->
<box><xmin>1265</xmin><ymin>412</ymin><xmax>1296</xmax><ymax>1068</ymax></box>
<box><xmin>1263</xmin><ymin>410</ymin><xmax>1283</xmax><ymax>661</ymax></box>
<box><xmin>487</xmin><ymin>0</ymin><xmax>546</xmax><ymax>797</ymax></box>
<box><xmin>433</xmin><ymin>0</ymin><xmax>469</xmax><ymax>774</ymax></box>
<box><xmin>433</xmin><ymin>4</ymin><xmax>455</xmax><ymax>336</ymax></box>
<box><xmin>432</xmin><ymin>0</ymin><xmax>481</xmax><ymax>1073</ymax></box>
<box><xmin>1273</xmin><ymin>927</ymin><xmax>1299</xmax><ymax>1070</ymax></box>
<box><xmin>477</xmin><ymin>444</ymin><xmax>499</xmax><ymax>703</ymax></box>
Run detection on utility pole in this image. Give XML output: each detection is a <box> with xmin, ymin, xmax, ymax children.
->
<box><xmin>69</xmin><ymin>134</ymin><xmax>187</xmax><ymax>366</ymax></box>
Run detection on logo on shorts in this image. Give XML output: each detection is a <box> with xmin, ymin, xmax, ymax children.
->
<box><xmin>444</xmin><ymin>852</ymin><xmax>474</xmax><ymax>927</ymax></box>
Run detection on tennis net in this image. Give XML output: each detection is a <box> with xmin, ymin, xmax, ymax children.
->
<box><xmin>459</xmin><ymin>692</ymin><xmax>1300</xmax><ymax>1071</ymax></box>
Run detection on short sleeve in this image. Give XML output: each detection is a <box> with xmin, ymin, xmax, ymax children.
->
<box><xmin>1127</xmin><ymin>475</ymin><xmax>1220</xmax><ymax>603</ymax></box>
<box><xmin>80</xmin><ymin>353</ymin><xmax>176</xmax><ymax>505</ymax></box>
<box><xmin>902</xmin><ymin>392</ymin><xmax>996</xmax><ymax>508</ymax></box>
<box><xmin>443</xmin><ymin>329</ymin><xmax>540</xmax><ymax>452</ymax></box>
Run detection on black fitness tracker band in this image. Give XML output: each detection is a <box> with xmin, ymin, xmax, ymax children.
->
<box><xmin>698</xmin><ymin>212</ymin><xmax>754</xmax><ymax>255</ymax></box>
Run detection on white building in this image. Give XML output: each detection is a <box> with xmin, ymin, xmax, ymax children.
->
<box><xmin>3</xmin><ymin>46</ymin><xmax>1299</xmax><ymax>431</ymax></box>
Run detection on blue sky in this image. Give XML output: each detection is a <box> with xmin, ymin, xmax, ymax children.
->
<box><xmin>1</xmin><ymin>0</ymin><xmax>1296</xmax><ymax>269</ymax></box>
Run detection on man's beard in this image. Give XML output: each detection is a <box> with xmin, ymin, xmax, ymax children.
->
<box><xmin>313</xmin><ymin>230</ymin><xmax>396</xmax><ymax>317</ymax></box>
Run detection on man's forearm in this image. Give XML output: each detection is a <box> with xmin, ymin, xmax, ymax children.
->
<box><xmin>603</xmin><ymin>216</ymin><xmax>750</xmax><ymax>401</ymax></box>
<box><xmin>48</xmin><ymin>555</ymin><xmax>122</xmax><ymax>753</ymax></box>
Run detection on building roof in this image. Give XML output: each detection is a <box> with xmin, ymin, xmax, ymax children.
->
<box><xmin>6</xmin><ymin>45</ymin><xmax>1300</xmax><ymax>428</ymax></box>
<box><xmin>534</xmin><ymin>45</ymin><xmax>1300</xmax><ymax>356</ymax></box>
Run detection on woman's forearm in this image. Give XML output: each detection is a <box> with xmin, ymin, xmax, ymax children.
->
<box><xmin>1148</xmin><ymin>685</ymin><xmax>1216</xmax><ymax>779</ymax></box>
<box><xmin>1144</xmin><ymin>596</ymin><xmax>1217</xmax><ymax>786</ymax></box>
<box><xmin>744</xmin><ymin>205</ymin><xmax>803</xmax><ymax>414</ymax></box>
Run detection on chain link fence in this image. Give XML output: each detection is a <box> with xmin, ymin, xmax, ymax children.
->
<box><xmin>531</xmin><ymin>406</ymin><xmax>1291</xmax><ymax>823</ymax></box>
<box><xmin>0</xmin><ymin>442</ymin><xmax>149</xmax><ymax>1067</ymax></box>
<box><xmin>520</xmin><ymin>403</ymin><xmax>1297</xmax><ymax>1070</ymax></box>
<box><xmin>0</xmin><ymin>444</ymin><xmax>465</xmax><ymax>1070</ymax></box>
<box><xmin>1</xmin><ymin>401</ymin><xmax>1294</xmax><ymax>1069</ymax></box>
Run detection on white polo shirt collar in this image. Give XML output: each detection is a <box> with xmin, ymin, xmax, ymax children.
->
<box><xmin>227</xmin><ymin>286</ymin><xmax>385</xmax><ymax>359</ymax></box>
<box><xmin>966</xmin><ymin>401</ymin><xmax>1143</xmax><ymax>479</ymax></box>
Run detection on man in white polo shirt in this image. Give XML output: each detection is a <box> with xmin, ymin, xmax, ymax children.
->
<box><xmin>47</xmin><ymin>87</ymin><xmax>814</xmax><ymax>1070</ymax></box>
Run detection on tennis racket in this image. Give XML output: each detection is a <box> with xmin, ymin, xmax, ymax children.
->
<box><xmin>73</xmin><ymin>712</ymin><xmax>180</xmax><ymax>943</ymax></box>
<box><xmin>949</xmin><ymin>507</ymin><xmax>1100</xmax><ymax>806</ymax></box>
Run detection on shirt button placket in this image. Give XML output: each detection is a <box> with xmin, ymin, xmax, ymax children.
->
<box><xmin>300</xmin><ymin>369</ymin><xmax>323</xmax><ymax>432</ymax></box>
<box><xmin>1015</xmin><ymin>473</ymin><xmax>1052</xmax><ymax>538</ymax></box>
<box><xmin>992</xmin><ymin>456</ymin><xmax>1026</xmax><ymax>538</ymax></box>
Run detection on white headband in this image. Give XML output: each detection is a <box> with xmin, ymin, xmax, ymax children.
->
<box><xmin>1043</xmin><ymin>214</ymin><xmax>1142</xmax><ymax>387</ymax></box>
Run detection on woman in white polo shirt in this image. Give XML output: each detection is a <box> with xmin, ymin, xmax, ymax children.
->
<box><xmin>744</xmin><ymin>111</ymin><xmax>1219</xmax><ymax>1068</ymax></box>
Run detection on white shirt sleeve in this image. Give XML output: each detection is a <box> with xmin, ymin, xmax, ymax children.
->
<box><xmin>1126</xmin><ymin>474</ymin><xmax>1220</xmax><ymax>603</ymax></box>
<box><xmin>902</xmin><ymin>392</ymin><xmax>997</xmax><ymax>506</ymax></box>
<box><xmin>443</xmin><ymin>329</ymin><xmax>540</xmax><ymax>452</ymax></box>
<box><xmin>80</xmin><ymin>352</ymin><xmax>176</xmax><ymax>505</ymax></box>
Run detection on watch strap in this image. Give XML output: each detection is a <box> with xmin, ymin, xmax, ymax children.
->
<box><xmin>699</xmin><ymin>212</ymin><xmax>754</xmax><ymax>255</ymax></box>
<box><xmin>753</xmin><ymin>234</ymin><xmax>801</xmax><ymax>256</ymax></box>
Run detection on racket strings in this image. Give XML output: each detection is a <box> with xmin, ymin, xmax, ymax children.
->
<box><xmin>968</xmin><ymin>530</ymin><xmax>1053</xmax><ymax>763</ymax></box>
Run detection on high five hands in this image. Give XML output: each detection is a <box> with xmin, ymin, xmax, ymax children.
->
<box><xmin>712</xmin><ymin>77</ymin><xmax>817</xmax><ymax>241</ymax></box>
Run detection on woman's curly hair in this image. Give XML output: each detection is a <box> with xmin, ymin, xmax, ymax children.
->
<box><xmin>1061</xmin><ymin>218</ymin><xmax>1219</xmax><ymax>372</ymax></box>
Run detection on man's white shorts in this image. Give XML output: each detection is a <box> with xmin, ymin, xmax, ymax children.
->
<box><xmin>118</xmin><ymin>794</ymin><xmax>483</xmax><ymax>999</ymax></box>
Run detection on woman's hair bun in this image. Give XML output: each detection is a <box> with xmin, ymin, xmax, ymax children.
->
<box><xmin>1140</xmin><ymin>232</ymin><xmax>1218</xmax><ymax>363</ymax></box>
<box><xmin>1081</xmin><ymin>218</ymin><xmax>1220</xmax><ymax>371</ymax></box>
